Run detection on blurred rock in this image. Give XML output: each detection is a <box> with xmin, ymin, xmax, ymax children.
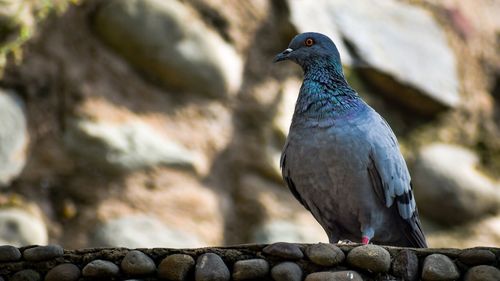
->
<box><xmin>464</xmin><ymin>265</ymin><xmax>500</xmax><ymax>281</ymax></box>
<box><xmin>238</xmin><ymin>175</ymin><xmax>327</xmax><ymax>244</ymax></box>
<box><xmin>286</xmin><ymin>0</ymin><xmax>459</xmax><ymax>114</ymax></box>
<box><xmin>0</xmin><ymin>90</ymin><xmax>28</xmax><ymax>186</ymax></box>
<box><xmin>0</xmin><ymin>208</ymin><xmax>47</xmax><ymax>246</ymax></box>
<box><xmin>94</xmin><ymin>0</ymin><xmax>243</xmax><ymax>98</ymax></box>
<box><xmin>91</xmin><ymin>215</ymin><xmax>202</xmax><ymax>248</ymax></box>
<box><xmin>64</xmin><ymin>119</ymin><xmax>198</xmax><ymax>172</ymax></box>
<box><xmin>413</xmin><ymin>143</ymin><xmax>500</xmax><ymax>224</ymax></box>
<box><xmin>272</xmin><ymin>79</ymin><xmax>301</xmax><ymax>140</ymax></box>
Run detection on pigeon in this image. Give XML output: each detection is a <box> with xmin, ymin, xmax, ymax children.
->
<box><xmin>274</xmin><ymin>32</ymin><xmax>427</xmax><ymax>248</ymax></box>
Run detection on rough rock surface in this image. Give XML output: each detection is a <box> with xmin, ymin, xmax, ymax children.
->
<box><xmin>305</xmin><ymin>271</ymin><xmax>363</xmax><ymax>281</ymax></box>
<box><xmin>158</xmin><ymin>254</ymin><xmax>195</xmax><ymax>280</ymax></box>
<box><xmin>0</xmin><ymin>90</ymin><xmax>27</xmax><ymax>186</ymax></box>
<box><xmin>263</xmin><ymin>242</ymin><xmax>304</xmax><ymax>260</ymax></box>
<box><xmin>120</xmin><ymin>250</ymin><xmax>156</xmax><ymax>276</ymax></box>
<box><xmin>464</xmin><ymin>265</ymin><xmax>500</xmax><ymax>281</ymax></box>
<box><xmin>232</xmin><ymin>259</ymin><xmax>269</xmax><ymax>280</ymax></box>
<box><xmin>422</xmin><ymin>253</ymin><xmax>460</xmax><ymax>281</ymax></box>
<box><xmin>44</xmin><ymin>263</ymin><xmax>81</xmax><ymax>281</ymax></box>
<box><xmin>305</xmin><ymin>243</ymin><xmax>345</xmax><ymax>266</ymax></box>
<box><xmin>270</xmin><ymin>262</ymin><xmax>302</xmax><ymax>281</ymax></box>
<box><xmin>91</xmin><ymin>215</ymin><xmax>202</xmax><ymax>248</ymax></box>
<box><xmin>94</xmin><ymin>0</ymin><xmax>242</xmax><ymax>98</ymax></box>
<box><xmin>285</xmin><ymin>0</ymin><xmax>460</xmax><ymax>114</ymax></box>
<box><xmin>195</xmin><ymin>253</ymin><xmax>230</xmax><ymax>281</ymax></box>
<box><xmin>413</xmin><ymin>143</ymin><xmax>500</xmax><ymax>224</ymax></box>
<box><xmin>347</xmin><ymin>244</ymin><xmax>391</xmax><ymax>273</ymax></box>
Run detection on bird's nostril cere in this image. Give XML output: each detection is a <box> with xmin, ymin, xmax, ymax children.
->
<box><xmin>273</xmin><ymin>48</ymin><xmax>293</xmax><ymax>63</ymax></box>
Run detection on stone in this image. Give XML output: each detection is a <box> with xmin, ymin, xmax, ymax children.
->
<box><xmin>64</xmin><ymin>119</ymin><xmax>198</xmax><ymax>172</ymax></box>
<box><xmin>263</xmin><ymin>242</ymin><xmax>304</xmax><ymax>260</ymax></box>
<box><xmin>413</xmin><ymin>143</ymin><xmax>500</xmax><ymax>224</ymax></box>
<box><xmin>11</xmin><ymin>269</ymin><xmax>40</xmax><ymax>281</ymax></box>
<box><xmin>458</xmin><ymin>248</ymin><xmax>496</xmax><ymax>265</ymax></box>
<box><xmin>0</xmin><ymin>245</ymin><xmax>21</xmax><ymax>261</ymax></box>
<box><xmin>158</xmin><ymin>254</ymin><xmax>195</xmax><ymax>281</ymax></box>
<box><xmin>464</xmin><ymin>265</ymin><xmax>500</xmax><ymax>281</ymax></box>
<box><xmin>305</xmin><ymin>243</ymin><xmax>345</xmax><ymax>266</ymax></box>
<box><xmin>305</xmin><ymin>271</ymin><xmax>363</xmax><ymax>281</ymax></box>
<box><xmin>94</xmin><ymin>0</ymin><xmax>242</xmax><ymax>98</ymax></box>
<box><xmin>346</xmin><ymin>244</ymin><xmax>391</xmax><ymax>273</ymax></box>
<box><xmin>195</xmin><ymin>253</ymin><xmax>230</xmax><ymax>281</ymax></box>
<box><xmin>0</xmin><ymin>90</ymin><xmax>28</xmax><ymax>186</ymax></box>
<box><xmin>288</xmin><ymin>0</ymin><xmax>460</xmax><ymax>114</ymax></box>
<box><xmin>45</xmin><ymin>263</ymin><xmax>81</xmax><ymax>281</ymax></box>
<box><xmin>0</xmin><ymin>208</ymin><xmax>47</xmax><ymax>246</ymax></box>
<box><xmin>91</xmin><ymin>214</ymin><xmax>202</xmax><ymax>248</ymax></box>
<box><xmin>232</xmin><ymin>259</ymin><xmax>269</xmax><ymax>280</ymax></box>
<box><xmin>253</xmin><ymin>219</ymin><xmax>327</xmax><ymax>244</ymax></box>
<box><xmin>82</xmin><ymin>259</ymin><xmax>120</xmax><ymax>278</ymax></box>
<box><xmin>23</xmin><ymin>245</ymin><xmax>63</xmax><ymax>261</ymax></box>
<box><xmin>270</xmin><ymin>262</ymin><xmax>302</xmax><ymax>281</ymax></box>
<box><xmin>121</xmin><ymin>250</ymin><xmax>156</xmax><ymax>276</ymax></box>
<box><xmin>422</xmin><ymin>254</ymin><xmax>460</xmax><ymax>281</ymax></box>
<box><xmin>392</xmin><ymin>249</ymin><xmax>419</xmax><ymax>281</ymax></box>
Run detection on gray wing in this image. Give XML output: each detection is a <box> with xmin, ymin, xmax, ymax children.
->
<box><xmin>367</xmin><ymin>117</ymin><xmax>427</xmax><ymax>248</ymax></box>
<box><xmin>280</xmin><ymin>141</ymin><xmax>310</xmax><ymax>211</ymax></box>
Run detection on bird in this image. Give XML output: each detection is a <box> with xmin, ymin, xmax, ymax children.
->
<box><xmin>274</xmin><ymin>32</ymin><xmax>427</xmax><ymax>248</ymax></box>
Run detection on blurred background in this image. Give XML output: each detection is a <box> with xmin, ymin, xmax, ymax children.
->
<box><xmin>0</xmin><ymin>0</ymin><xmax>499</xmax><ymax>249</ymax></box>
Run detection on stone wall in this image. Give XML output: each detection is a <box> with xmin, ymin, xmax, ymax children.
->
<box><xmin>0</xmin><ymin>0</ymin><xmax>499</xmax><ymax>252</ymax></box>
<box><xmin>0</xmin><ymin>244</ymin><xmax>499</xmax><ymax>281</ymax></box>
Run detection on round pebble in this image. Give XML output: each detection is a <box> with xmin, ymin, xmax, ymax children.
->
<box><xmin>195</xmin><ymin>253</ymin><xmax>230</xmax><ymax>281</ymax></box>
<box><xmin>458</xmin><ymin>249</ymin><xmax>496</xmax><ymax>265</ymax></box>
<box><xmin>121</xmin><ymin>250</ymin><xmax>156</xmax><ymax>276</ymax></box>
<box><xmin>305</xmin><ymin>271</ymin><xmax>363</xmax><ymax>281</ymax></box>
<box><xmin>45</xmin><ymin>263</ymin><xmax>81</xmax><ymax>281</ymax></box>
<box><xmin>270</xmin><ymin>262</ymin><xmax>302</xmax><ymax>281</ymax></box>
<box><xmin>11</xmin><ymin>269</ymin><xmax>40</xmax><ymax>281</ymax></box>
<box><xmin>305</xmin><ymin>243</ymin><xmax>345</xmax><ymax>266</ymax></box>
<box><xmin>392</xmin><ymin>249</ymin><xmax>419</xmax><ymax>281</ymax></box>
<box><xmin>232</xmin><ymin>259</ymin><xmax>269</xmax><ymax>280</ymax></box>
<box><xmin>263</xmin><ymin>242</ymin><xmax>303</xmax><ymax>260</ymax></box>
<box><xmin>82</xmin><ymin>259</ymin><xmax>120</xmax><ymax>278</ymax></box>
<box><xmin>346</xmin><ymin>244</ymin><xmax>390</xmax><ymax>273</ymax></box>
<box><xmin>422</xmin><ymin>254</ymin><xmax>460</xmax><ymax>281</ymax></box>
<box><xmin>23</xmin><ymin>245</ymin><xmax>63</xmax><ymax>262</ymax></box>
<box><xmin>464</xmin><ymin>265</ymin><xmax>500</xmax><ymax>281</ymax></box>
<box><xmin>0</xmin><ymin>245</ymin><xmax>21</xmax><ymax>262</ymax></box>
<box><xmin>158</xmin><ymin>254</ymin><xmax>195</xmax><ymax>280</ymax></box>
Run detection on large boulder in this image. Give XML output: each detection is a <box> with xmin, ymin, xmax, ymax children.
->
<box><xmin>94</xmin><ymin>0</ymin><xmax>243</xmax><ymax>98</ymax></box>
<box><xmin>0</xmin><ymin>90</ymin><xmax>28</xmax><ymax>186</ymax></box>
<box><xmin>286</xmin><ymin>0</ymin><xmax>460</xmax><ymax>114</ymax></box>
<box><xmin>412</xmin><ymin>143</ymin><xmax>500</xmax><ymax>224</ymax></box>
<box><xmin>64</xmin><ymin>118</ymin><xmax>198</xmax><ymax>172</ymax></box>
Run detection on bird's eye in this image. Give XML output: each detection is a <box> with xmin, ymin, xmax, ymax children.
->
<box><xmin>304</xmin><ymin>38</ymin><xmax>314</xmax><ymax>47</ymax></box>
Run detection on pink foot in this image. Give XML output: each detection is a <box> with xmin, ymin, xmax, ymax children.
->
<box><xmin>361</xmin><ymin>236</ymin><xmax>370</xmax><ymax>244</ymax></box>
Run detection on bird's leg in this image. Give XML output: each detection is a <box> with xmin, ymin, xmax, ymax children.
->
<box><xmin>361</xmin><ymin>227</ymin><xmax>374</xmax><ymax>245</ymax></box>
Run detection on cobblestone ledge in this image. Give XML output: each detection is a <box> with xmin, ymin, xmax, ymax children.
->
<box><xmin>0</xmin><ymin>243</ymin><xmax>498</xmax><ymax>280</ymax></box>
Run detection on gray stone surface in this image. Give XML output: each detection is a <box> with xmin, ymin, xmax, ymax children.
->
<box><xmin>94</xmin><ymin>0</ymin><xmax>242</xmax><ymax>98</ymax></box>
<box><xmin>44</xmin><ymin>263</ymin><xmax>81</xmax><ymax>281</ymax></box>
<box><xmin>195</xmin><ymin>253</ymin><xmax>230</xmax><ymax>281</ymax></box>
<box><xmin>346</xmin><ymin>245</ymin><xmax>391</xmax><ymax>273</ymax></box>
<box><xmin>305</xmin><ymin>271</ymin><xmax>363</xmax><ymax>281</ymax></box>
<box><xmin>91</xmin><ymin>214</ymin><xmax>202</xmax><ymax>248</ymax></box>
<box><xmin>271</xmin><ymin>262</ymin><xmax>302</xmax><ymax>281</ymax></box>
<box><xmin>0</xmin><ymin>208</ymin><xmax>47</xmax><ymax>246</ymax></box>
<box><xmin>464</xmin><ymin>265</ymin><xmax>500</xmax><ymax>281</ymax></box>
<box><xmin>458</xmin><ymin>248</ymin><xmax>496</xmax><ymax>265</ymax></box>
<box><xmin>413</xmin><ymin>143</ymin><xmax>500</xmax><ymax>224</ymax></box>
<box><xmin>158</xmin><ymin>254</ymin><xmax>195</xmax><ymax>281</ymax></box>
<box><xmin>23</xmin><ymin>245</ymin><xmax>63</xmax><ymax>261</ymax></box>
<box><xmin>64</xmin><ymin>119</ymin><xmax>198</xmax><ymax>172</ymax></box>
<box><xmin>0</xmin><ymin>90</ymin><xmax>28</xmax><ymax>186</ymax></box>
<box><xmin>11</xmin><ymin>269</ymin><xmax>40</xmax><ymax>281</ymax></box>
<box><xmin>286</xmin><ymin>0</ymin><xmax>459</xmax><ymax>114</ymax></box>
<box><xmin>120</xmin><ymin>250</ymin><xmax>156</xmax><ymax>276</ymax></box>
<box><xmin>422</xmin><ymin>254</ymin><xmax>460</xmax><ymax>281</ymax></box>
<box><xmin>232</xmin><ymin>259</ymin><xmax>269</xmax><ymax>280</ymax></box>
<box><xmin>305</xmin><ymin>243</ymin><xmax>345</xmax><ymax>266</ymax></box>
<box><xmin>82</xmin><ymin>259</ymin><xmax>120</xmax><ymax>278</ymax></box>
<box><xmin>0</xmin><ymin>245</ymin><xmax>21</xmax><ymax>262</ymax></box>
<box><xmin>263</xmin><ymin>242</ymin><xmax>304</xmax><ymax>260</ymax></box>
<box><xmin>392</xmin><ymin>249</ymin><xmax>419</xmax><ymax>281</ymax></box>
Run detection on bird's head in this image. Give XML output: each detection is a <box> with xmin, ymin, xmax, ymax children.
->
<box><xmin>274</xmin><ymin>32</ymin><xmax>342</xmax><ymax>71</ymax></box>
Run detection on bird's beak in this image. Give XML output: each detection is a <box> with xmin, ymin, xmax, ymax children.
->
<box><xmin>273</xmin><ymin>48</ymin><xmax>293</xmax><ymax>63</ymax></box>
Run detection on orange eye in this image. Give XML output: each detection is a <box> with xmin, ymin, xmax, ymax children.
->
<box><xmin>305</xmin><ymin>38</ymin><xmax>314</xmax><ymax>47</ymax></box>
